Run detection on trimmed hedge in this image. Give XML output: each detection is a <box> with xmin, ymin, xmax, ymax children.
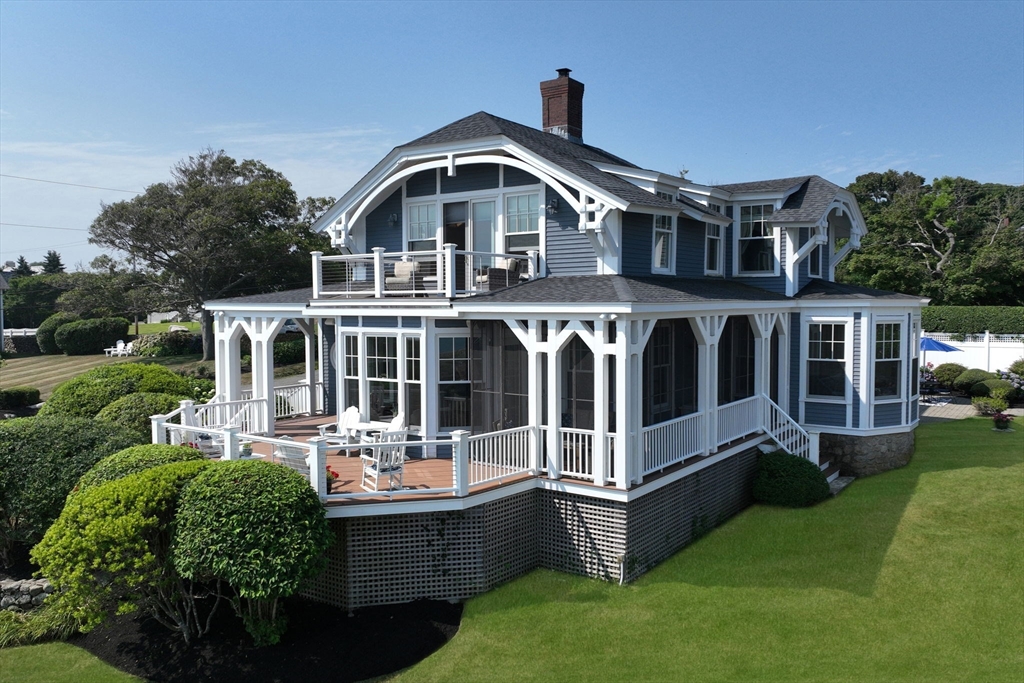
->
<box><xmin>36</xmin><ymin>312</ymin><xmax>79</xmax><ymax>354</ymax></box>
<box><xmin>71</xmin><ymin>443</ymin><xmax>205</xmax><ymax>502</ymax></box>
<box><xmin>95</xmin><ymin>392</ymin><xmax>188</xmax><ymax>440</ymax></box>
<box><xmin>952</xmin><ymin>369</ymin><xmax>997</xmax><ymax>394</ymax></box>
<box><xmin>39</xmin><ymin>364</ymin><xmax>201</xmax><ymax>419</ymax></box>
<box><xmin>752</xmin><ymin>450</ymin><xmax>830</xmax><ymax>508</ymax></box>
<box><xmin>132</xmin><ymin>331</ymin><xmax>203</xmax><ymax>357</ymax></box>
<box><xmin>969</xmin><ymin>379</ymin><xmax>1016</xmax><ymax>399</ymax></box>
<box><xmin>1010</xmin><ymin>358</ymin><xmax>1024</xmax><ymax>376</ymax></box>
<box><xmin>0</xmin><ymin>416</ymin><xmax>141</xmax><ymax>562</ymax></box>
<box><xmin>922</xmin><ymin>306</ymin><xmax>1024</xmax><ymax>335</ymax></box>
<box><xmin>3</xmin><ymin>334</ymin><xmax>40</xmax><ymax>356</ymax></box>
<box><xmin>0</xmin><ymin>386</ymin><xmax>41</xmax><ymax>409</ymax></box>
<box><xmin>933</xmin><ymin>363</ymin><xmax>968</xmax><ymax>388</ymax></box>
<box><xmin>54</xmin><ymin>317</ymin><xmax>129</xmax><ymax>355</ymax></box>
<box><xmin>274</xmin><ymin>339</ymin><xmax>305</xmax><ymax>366</ymax></box>
<box><xmin>972</xmin><ymin>396</ymin><xmax>1008</xmax><ymax>415</ymax></box>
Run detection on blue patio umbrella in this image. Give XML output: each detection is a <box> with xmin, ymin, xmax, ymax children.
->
<box><xmin>921</xmin><ymin>337</ymin><xmax>961</xmax><ymax>353</ymax></box>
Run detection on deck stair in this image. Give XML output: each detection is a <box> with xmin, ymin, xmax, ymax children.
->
<box><xmin>760</xmin><ymin>395</ymin><xmax>838</xmax><ymax>483</ymax></box>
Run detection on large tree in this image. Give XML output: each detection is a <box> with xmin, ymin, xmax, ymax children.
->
<box><xmin>12</xmin><ymin>256</ymin><xmax>33</xmax><ymax>278</ymax></box>
<box><xmin>89</xmin><ymin>150</ymin><xmax>331</xmax><ymax>359</ymax></box>
<box><xmin>838</xmin><ymin>171</ymin><xmax>1024</xmax><ymax>305</ymax></box>
<box><xmin>42</xmin><ymin>250</ymin><xmax>66</xmax><ymax>275</ymax></box>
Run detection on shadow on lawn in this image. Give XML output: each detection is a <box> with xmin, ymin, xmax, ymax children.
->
<box><xmin>639</xmin><ymin>418</ymin><xmax>1023</xmax><ymax>597</ymax></box>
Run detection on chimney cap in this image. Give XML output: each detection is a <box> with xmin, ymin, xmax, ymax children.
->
<box><xmin>556</xmin><ymin>68</ymin><xmax>572</xmax><ymax>78</ymax></box>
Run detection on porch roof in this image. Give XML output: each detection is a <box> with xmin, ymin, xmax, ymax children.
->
<box><xmin>208</xmin><ymin>287</ymin><xmax>314</xmax><ymax>306</ymax></box>
<box><xmin>794</xmin><ymin>280</ymin><xmax>926</xmax><ymax>301</ymax></box>
<box><xmin>465</xmin><ymin>275</ymin><xmax>790</xmax><ymax>305</ymax></box>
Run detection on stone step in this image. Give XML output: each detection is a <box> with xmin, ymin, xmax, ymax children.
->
<box><xmin>822</xmin><ymin>464</ymin><xmax>840</xmax><ymax>483</ymax></box>
<box><xmin>829</xmin><ymin>475</ymin><xmax>855</xmax><ymax>496</ymax></box>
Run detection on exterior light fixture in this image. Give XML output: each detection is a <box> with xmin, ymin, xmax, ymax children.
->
<box><xmin>546</xmin><ymin>198</ymin><xmax>559</xmax><ymax>215</ymax></box>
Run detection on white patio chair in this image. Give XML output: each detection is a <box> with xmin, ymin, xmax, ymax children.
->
<box><xmin>318</xmin><ymin>406</ymin><xmax>362</xmax><ymax>455</ymax></box>
<box><xmin>272</xmin><ymin>435</ymin><xmax>310</xmax><ymax>478</ymax></box>
<box><xmin>105</xmin><ymin>340</ymin><xmax>126</xmax><ymax>357</ymax></box>
<box><xmin>360</xmin><ymin>429</ymin><xmax>410</xmax><ymax>492</ymax></box>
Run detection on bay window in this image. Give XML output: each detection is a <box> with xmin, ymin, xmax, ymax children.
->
<box><xmin>738</xmin><ymin>204</ymin><xmax>776</xmax><ymax>273</ymax></box>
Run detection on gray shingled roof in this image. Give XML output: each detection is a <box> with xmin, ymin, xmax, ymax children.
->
<box><xmin>794</xmin><ymin>280</ymin><xmax>923</xmax><ymax>301</ymax></box>
<box><xmin>403</xmin><ymin>112</ymin><xmax>717</xmax><ymax>216</ymax></box>
<box><xmin>207</xmin><ymin>288</ymin><xmax>314</xmax><ymax>306</ymax></box>
<box><xmin>771</xmin><ymin>176</ymin><xmax>843</xmax><ymax>224</ymax></box>
<box><xmin>713</xmin><ymin>176</ymin><xmax>811</xmax><ymax>194</ymax></box>
<box><xmin>467</xmin><ymin>275</ymin><xmax>788</xmax><ymax>304</ymax></box>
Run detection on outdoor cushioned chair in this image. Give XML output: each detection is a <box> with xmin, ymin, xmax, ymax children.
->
<box><xmin>360</xmin><ymin>429</ymin><xmax>410</xmax><ymax>492</ymax></box>
<box><xmin>475</xmin><ymin>257</ymin><xmax>521</xmax><ymax>289</ymax></box>
<box><xmin>385</xmin><ymin>260</ymin><xmax>420</xmax><ymax>290</ymax></box>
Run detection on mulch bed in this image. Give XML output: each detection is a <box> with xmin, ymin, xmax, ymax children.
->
<box><xmin>3</xmin><ymin>547</ymin><xmax>463</xmax><ymax>683</ymax></box>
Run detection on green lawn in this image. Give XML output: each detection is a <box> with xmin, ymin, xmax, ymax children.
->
<box><xmin>0</xmin><ymin>354</ymin><xmax>205</xmax><ymax>400</ymax></box>
<box><xmin>134</xmin><ymin>321</ymin><xmax>200</xmax><ymax>334</ymax></box>
<box><xmin>1</xmin><ymin>419</ymin><xmax>1020</xmax><ymax>682</ymax></box>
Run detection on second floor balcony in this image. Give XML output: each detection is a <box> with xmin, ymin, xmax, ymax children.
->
<box><xmin>311</xmin><ymin>246</ymin><xmax>540</xmax><ymax>300</ymax></box>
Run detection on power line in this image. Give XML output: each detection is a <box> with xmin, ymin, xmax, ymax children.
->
<box><xmin>0</xmin><ymin>173</ymin><xmax>140</xmax><ymax>194</ymax></box>
<box><xmin>0</xmin><ymin>222</ymin><xmax>89</xmax><ymax>232</ymax></box>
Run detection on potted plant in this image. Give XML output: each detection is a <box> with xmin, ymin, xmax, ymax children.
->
<box><xmin>992</xmin><ymin>413</ymin><xmax>1014</xmax><ymax>431</ymax></box>
<box><xmin>240</xmin><ymin>441</ymin><xmax>253</xmax><ymax>457</ymax></box>
<box><xmin>326</xmin><ymin>465</ymin><xmax>340</xmax><ymax>489</ymax></box>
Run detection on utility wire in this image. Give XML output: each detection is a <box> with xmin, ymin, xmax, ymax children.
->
<box><xmin>0</xmin><ymin>173</ymin><xmax>140</xmax><ymax>194</ymax></box>
<box><xmin>0</xmin><ymin>222</ymin><xmax>89</xmax><ymax>232</ymax></box>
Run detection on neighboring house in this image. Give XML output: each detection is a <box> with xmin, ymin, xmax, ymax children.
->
<box><xmin>173</xmin><ymin>70</ymin><xmax>926</xmax><ymax>611</ymax></box>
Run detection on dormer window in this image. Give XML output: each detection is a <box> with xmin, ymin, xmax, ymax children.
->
<box><xmin>705</xmin><ymin>203</ymin><xmax>723</xmax><ymax>275</ymax></box>
<box><xmin>738</xmin><ymin>204</ymin><xmax>776</xmax><ymax>274</ymax></box>
<box><xmin>652</xmin><ymin>215</ymin><xmax>674</xmax><ymax>274</ymax></box>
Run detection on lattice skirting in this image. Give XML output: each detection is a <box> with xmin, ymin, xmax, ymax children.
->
<box><xmin>300</xmin><ymin>447</ymin><xmax>760</xmax><ymax>610</ymax></box>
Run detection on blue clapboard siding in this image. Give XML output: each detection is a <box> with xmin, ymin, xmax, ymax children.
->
<box><xmin>621</xmin><ymin>211</ymin><xmax>652</xmax><ymax>276</ymax></box>
<box><xmin>911</xmin><ymin>399</ymin><xmax>919</xmax><ymax>422</ymax></box>
<box><xmin>365</xmin><ymin>189</ymin><xmax>403</xmax><ymax>252</ymax></box>
<box><xmin>874</xmin><ymin>403</ymin><xmax>902</xmax><ymax>427</ymax></box>
<box><xmin>435</xmin><ymin>319</ymin><xmax>468</xmax><ymax>328</ymax></box>
<box><xmin>321</xmin><ymin>323</ymin><xmax>337</xmax><ymax>415</ymax></box>
<box><xmin>362</xmin><ymin>316</ymin><xmax>399</xmax><ymax>328</ymax></box>
<box><xmin>804</xmin><ymin>402</ymin><xmax>846</xmax><ymax>427</ymax></box>
<box><xmin>401</xmin><ymin>317</ymin><xmax>422</xmax><ymax>328</ymax></box>
<box><xmin>852</xmin><ymin>313</ymin><xmax>861</xmax><ymax>428</ymax></box>
<box><xmin>504</xmin><ymin>166</ymin><xmax>540</xmax><ymax>187</ymax></box>
<box><xmin>440</xmin><ymin>163</ymin><xmax>499</xmax><ymax>194</ymax></box>
<box><xmin>790</xmin><ymin>312</ymin><xmax>801</xmax><ymax>418</ymax></box>
<box><xmin>406</xmin><ymin>169</ymin><xmax>436</xmax><ymax>197</ymax></box>
<box><xmin>676</xmin><ymin>217</ymin><xmax>705</xmax><ymax>278</ymax></box>
<box><xmin>340</xmin><ymin>316</ymin><xmax>358</xmax><ymax>327</ymax></box>
<box><xmin>906</xmin><ymin>312</ymin><xmax>914</xmax><ymax>424</ymax></box>
<box><xmin>545</xmin><ymin>185</ymin><xmax>596</xmax><ymax>276</ymax></box>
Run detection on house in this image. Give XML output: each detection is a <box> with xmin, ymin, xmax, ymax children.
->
<box><xmin>156</xmin><ymin>69</ymin><xmax>926</xmax><ymax>611</ymax></box>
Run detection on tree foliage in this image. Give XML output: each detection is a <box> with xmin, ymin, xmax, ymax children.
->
<box><xmin>12</xmin><ymin>256</ymin><xmax>34</xmax><ymax>278</ymax></box>
<box><xmin>42</xmin><ymin>250</ymin><xmax>66</xmax><ymax>275</ymax></box>
<box><xmin>839</xmin><ymin>171</ymin><xmax>1024</xmax><ymax>305</ymax></box>
<box><xmin>2</xmin><ymin>274</ymin><xmax>62</xmax><ymax>328</ymax></box>
<box><xmin>88</xmin><ymin>150</ymin><xmax>332</xmax><ymax>360</ymax></box>
<box><xmin>39</xmin><ymin>363</ymin><xmax>205</xmax><ymax>418</ymax></box>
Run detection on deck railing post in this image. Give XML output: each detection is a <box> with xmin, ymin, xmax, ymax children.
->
<box><xmin>221</xmin><ymin>426</ymin><xmax>240</xmax><ymax>461</ymax></box>
<box><xmin>311</xmin><ymin>251</ymin><xmax>323</xmax><ymax>299</ymax></box>
<box><xmin>151</xmin><ymin>415</ymin><xmax>166</xmax><ymax>445</ymax></box>
<box><xmin>306</xmin><ymin>436</ymin><xmax>329</xmax><ymax>501</ymax></box>
<box><xmin>808</xmin><ymin>430</ymin><xmax>820</xmax><ymax>467</ymax></box>
<box><xmin>180</xmin><ymin>400</ymin><xmax>196</xmax><ymax>427</ymax></box>
<box><xmin>372</xmin><ymin>247</ymin><xmax>386</xmax><ymax>298</ymax></box>
<box><xmin>452</xmin><ymin>430</ymin><xmax>470</xmax><ymax>497</ymax></box>
<box><xmin>442</xmin><ymin>243</ymin><xmax>457</xmax><ymax>298</ymax></box>
<box><xmin>527</xmin><ymin>250</ymin><xmax>539</xmax><ymax>279</ymax></box>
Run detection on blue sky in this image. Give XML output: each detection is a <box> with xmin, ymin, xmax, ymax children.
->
<box><xmin>1</xmin><ymin>0</ymin><xmax>1021</xmax><ymax>268</ymax></box>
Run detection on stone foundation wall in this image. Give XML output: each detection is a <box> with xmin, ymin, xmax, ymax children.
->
<box><xmin>820</xmin><ymin>430</ymin><xmax>915</xmax><ymax>477</ymax></box>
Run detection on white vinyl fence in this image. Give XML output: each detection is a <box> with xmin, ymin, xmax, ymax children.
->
<box><xmin>922</xmin><ymin>332</ymin><xmax>1024</xmax><ymax>372</ymax></box>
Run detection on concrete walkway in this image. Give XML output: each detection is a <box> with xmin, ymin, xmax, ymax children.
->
<box><xmin>919</xmin><ymin>395</ymin><xmax>1024</xmax><ymax>424</ymax></box>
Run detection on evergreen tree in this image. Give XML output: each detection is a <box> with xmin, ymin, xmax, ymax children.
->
<box><xmin>42</xmin><ymin>250</ymin><xmax>66</xmax><ymax>274</ymax></box>
<box><xmin>12</xmin><ymin>256</ymin><xmax>33</xmax><ymax>278</ymax></box>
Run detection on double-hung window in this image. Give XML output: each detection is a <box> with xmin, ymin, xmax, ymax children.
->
<box><xmin>438</xmin><ymin>336</ymin><xmax>470</xmax><ymax>429</ymax></box>
<box><xmin>808</xmin><ymin>243</ymin><xmax>822</xmax><ymax>278</ymax></box>
<box><xmin>408</xmin><ymin>204</ymin><xmax>437</xmax><ymax>251</ymax></box>
<box><xmin>875</xmin><ymin>322</ymin><xmax>902</xmax><ymax>398</ymax></box>
<box><xmin>652</xmin><ymin>215</ymin><xmax>674</xmax><ymax>273</ymax></box>
<box><xmin>504</xmin><ymin>194</ymin><xmax>540</xmax><ymax>253</ymax></box>
<box><xmin>365</xmin><ymin>336</ymin><xmax>399</xmax><ymax>421</ymax></box>
<box><xmin>705</xmin><ymin>203</ymin><xmax>723</xmax><ymax>274</ymax></box>
<box><xmin>738</xmin><ymin>204</ymin><xmax>776</xmax><ymax>273</ymax></box>
<box><xmin>807</xmin><ymin>323</ymin><xmax>846</xmax><ymax>398</ymax></box>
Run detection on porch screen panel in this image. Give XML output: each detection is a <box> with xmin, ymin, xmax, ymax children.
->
<box><xmin>561</xmin><ymin>336</ymin><xmax>594</xmax><ymax>430</ymax></box>
<box><xmin>718</xmin><ymin>316</ymin><xmax>755</xmax><ymax>405</ymax></box>
<box><xmin>642</xmin><ymin>319</ymin><xmax>698</xmax><ymax>427</ymax></box>
<box><xmin>470</xmin><ymin>321</ymin><xmax>528</xmax><ymax>434</ymax></box>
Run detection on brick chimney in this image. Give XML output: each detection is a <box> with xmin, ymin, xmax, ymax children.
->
<box><xmin>540</xmin><ymin>68</ymin><xmax>584</xmax><ymax>143</ymax></box>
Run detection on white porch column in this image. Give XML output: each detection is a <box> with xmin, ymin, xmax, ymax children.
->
<box><xmin>246</xmin><ymin>316</ymin><xmax>286</xmax><ymax>436</ymax></box>
<box><xmin>614</xmin><ymin>322</ymin><xmax>629</xmax><ymax>489</ymax></box>
<box><xmin>545</xmin><ymin>321</ymin><xmax>562</xmax><ymax>479</ymax></box>
<box><xmin>214</xmin><ymin>313</ymin><xmax>244</xmax><ymax>402</ymax></box>
<box><xmin>693</xmin><ymin>315</ymin><xmax>726</xmax><ymax>455</ymax></box>
<box><xmin>591</xmin><ymin>319</ymin><xmax>607</xmax><ymax>487</ymax></box>
<box><xmin>297</xmin><ymin>319</ymin><xmax>318</xmax><ymax>415</ymax></box>
<box><xmin>527</xmin><ymin>320</ymin><xmax>543</xmax><ymax>474</ymax></box>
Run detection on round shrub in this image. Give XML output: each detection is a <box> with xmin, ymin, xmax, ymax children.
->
<box><xmin>36</xmin><ymin>312</ymin><xmax>79</xmax><ymax>354</ymax></box>
<box><xmin>173</xmin><ymin>460</ymin><xmax>332</xmax><ymax>646</ymax></box>
<box><xmin>0</xmin><ymin>416</ymin><xmax>141</xmax><ymax>563</ymax></box>
<box><xmin>95</xmin><ymin>392</ymin><xmax>186</xmax><ymax>440</ymax></box>
<box><xmin>1009</xmin><ymin>358</ymin><xmax>1024</xmax><ymax>376</ymax></box>
<box><xmin>752</xmin><ymin>450</ymin><xmax>830</xmax><ymax>508</ymax></box>
<box><xmin>969</xmin><ymin>378</ymin><xmax>1015</xmax><ymax>398</ymax></box>
<box><xmin>54</xmin><ymin>317</ymin><xmax>129</xmax><ymax>355</ymax></box>
<box><xmin>972</xmin><ymin>396</ymin><xmax>1008</xmax><ymax>416</ymax></box>
<box><xmin>952</xmin><ymin>369</ymin><xmax>997</xmax><ymax>393</ymax></box>
<box><xmin>32</xmin><ymin>460</ymin><xmax>212</xmax><ymax>636</ymax></box>
<box><xmin>932</xmin><ymin>363</ymin><xmax>968</xmax><ymax>388</ymax></box>
<box><xmin>133</xmin><ymin>331</ymin><xmax>203</xmax><ymax>358</ymax></box>
<box><xmin>39</xmin><ymin>364</ymin><xmax>198</xmax><ymax>418</ymax></box>
<box><xmin>273</xmin><ymin>339</ymin><xmax>305</xmax><ymax>366</ymax></box>
<box><xmin>71</xmin><ymin>443</ymin><xmax>204</xmax><ymax>501</ymax></box>
<box><xmin>0</xmin><ymin>386</ymin><xmax>41</xmax><ymax>410</ymax></box>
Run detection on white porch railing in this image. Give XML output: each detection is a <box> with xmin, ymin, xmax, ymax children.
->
<box><xmin>195</xmin><ymin>398</ymin><xmax>265</xmax><ymax>434</ymax></box>
<box><xmin>641</xmin><ymin>412</ymin><xmax>705</xmax><ymax>476</ymax></box>
<box><xmin>241</xmin><ymin>381</ymin><xmax>322</xmax><ymax>420</ymax></box>
<box><xmin>467</xmin><ymin>425</ymin><xmax>534</xmax><ymax>486</ymax></box>
<box><xmin>716</xmin><ymin>395</ymin><xmax>762</xmax><ymax>445</ymax></box>
<box><xmin>762</xmin><ymin>395</ymin><xmax>819</xmax><ymax>465</ymax></box>
<box><xmin>560</xmin><ymin>427</ymin><xmax>595</xmax><ymax>481</ymax></box>
<box><xmin>314</xmin><ymin>247</ymin><xmax>538</xmax><ymax>299</ymax></box>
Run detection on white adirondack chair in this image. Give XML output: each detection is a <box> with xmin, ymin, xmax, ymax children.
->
<box><xmin>360</xmin><ymin>429</ymin><xmax>410</xmax><ymax>492</ymax></box>
<box><xmin>272</xmin><ymin>435</ymin><xmax>310</xmax><ymax>478</ymax></box>
<box><xmin>105</xmin><ymin>340</ymin><xmax>127</xmax><ymax>357</ymax></box>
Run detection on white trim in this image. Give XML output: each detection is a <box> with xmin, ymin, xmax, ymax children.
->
<box><xmin>651</xmin><ymin>214</ymin><xmax>675</xmax><ymax>275</ymax></box>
